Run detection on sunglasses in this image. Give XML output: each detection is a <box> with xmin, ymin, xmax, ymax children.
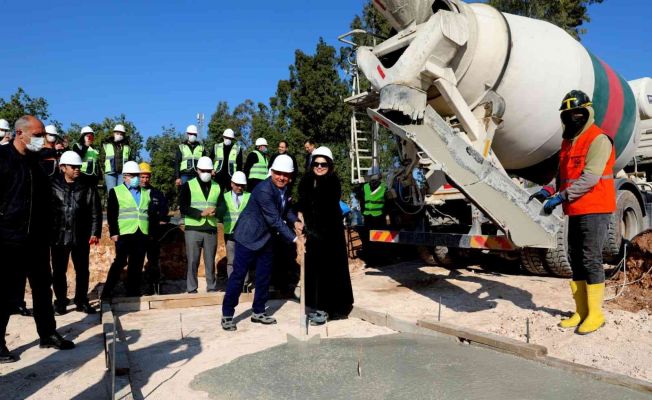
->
<box><xmin>312</xmin><ymin>162</ymin><xmax>329</xmax><ymax>168</ymax></box>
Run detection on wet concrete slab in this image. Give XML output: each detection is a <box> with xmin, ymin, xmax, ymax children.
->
<box><xmin>191</xmin><ymin>333</ymin><xmax>652</xmax><ymax>400</ymax></box>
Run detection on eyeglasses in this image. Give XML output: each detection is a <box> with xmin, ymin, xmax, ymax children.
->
<box><xmin>312</xmin><ymin>162</ymin><xmax>329</xmax><ymax>168</ymax></box>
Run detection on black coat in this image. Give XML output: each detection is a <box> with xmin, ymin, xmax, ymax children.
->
<box><xmin>297</xmin><ymin>172</ymin><xmax>353</xmax><ymax>316</ymax></box>
<box><xmin>0</xmin><ymin>142</ymin><xmax>53</xmax><ymax>243</ymax></box>
<box><xmin>50</xmin><ymin>174</ymin><xmax>102</xmax><ymax>246</ymax></box>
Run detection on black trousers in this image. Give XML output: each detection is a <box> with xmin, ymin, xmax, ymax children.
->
<box><xmin>568</xmin><ymin>213</ymin><xmax>611</xmax><ymax>284</ymax></box>
<box><xmin>145</xmin><ymin>236</ymin><xmax>161</xmax><ymax>284</ymax></box>
<box><xmin>102</xmin><ymin>232</ymin><xmax>148</xmax><ymax>298</ymax></box>
<box><xmin>0</xmin><ymin>241</ymin><xmax>56</xmax><ymax>346</ymax></box>
<box><xmin>51</xmin><ymin>243</ymin><xmax>91</xmax><ymax>306</ymax></box>
<box><xmin>271</xmin><ymin>235</ymin><xmax>299</xmax><ymax>292</ymax></box>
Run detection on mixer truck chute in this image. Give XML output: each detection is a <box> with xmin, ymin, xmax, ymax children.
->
<box><xmin>343</xmin><ymin>0</ymin><xmax>652</xmax><ymax>276</ymax></box>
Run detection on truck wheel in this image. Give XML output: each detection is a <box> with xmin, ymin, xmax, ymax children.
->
<box><xmin>433</xmin><ymin>246</ymin><xmax>457</xmax><ymax>268</ymax></box>
<box><xmin>519</xmin><ymin>248</ymin><xmax>548</xmax><ymax>275</ymax></box>
<box><xmin>542</xmin><ymin>218</ymin><xmax>572</xmax><ymax>277</ymax></box>
<box><xmin>603</xmin><ymin>190</ymin><xmax>644</xmax><ymax>262</ymax></box>
<box><xmin>520</xmin><ymin>217</ymin><xmax>571</xmax><ymax>277</ymax></box>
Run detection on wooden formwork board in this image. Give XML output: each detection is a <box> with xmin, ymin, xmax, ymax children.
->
<box><xmin>109</xmin><ymin>292</ymin><xmax>255</xmax><ymax>312</ymax></box>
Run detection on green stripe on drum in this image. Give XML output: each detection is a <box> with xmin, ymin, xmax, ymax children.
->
<box><xmin>589</xmin><ymin>52</ymin><xmax>636</xmax><ymax>158</ymax></box>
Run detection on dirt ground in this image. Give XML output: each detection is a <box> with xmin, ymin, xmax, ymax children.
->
<box><xmin>5</xmin><ymin>223</ymin><xmax>652</xmax><ymax>398</ymax></box>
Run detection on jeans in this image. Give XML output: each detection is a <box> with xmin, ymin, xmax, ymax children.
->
<box><xmin>568</xmin><ymin>213</ymin><xmax>611</xmax><ymax>284</ymax></box>
<box><xmin>222</xmin><ymin>241</ymin><xmax>273</xmax><ymax>317</ymax></box>
<box><xmin>105</xmin><ymin>173</ymin><xmax>124</xmax><ymax>193</ymax></box>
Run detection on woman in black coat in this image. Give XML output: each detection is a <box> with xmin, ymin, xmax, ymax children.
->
<box><xmin>297</xmin><ymin>146</ymin><xmax>353</xmax><ymax>324</ymax></box>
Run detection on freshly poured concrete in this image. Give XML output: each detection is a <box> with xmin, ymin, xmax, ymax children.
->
<box><xmin>191</xmin><ymin>333</ymin><xmax>652</xmax><ymax>400</ymax></box>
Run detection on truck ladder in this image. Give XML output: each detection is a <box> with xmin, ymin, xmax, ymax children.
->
<box><xmin>368</xmin><ymin>106</ymin><xmax>561</xmax><ymax>249</ymax></box>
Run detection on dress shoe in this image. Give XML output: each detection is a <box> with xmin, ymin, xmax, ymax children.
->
<box><xmin>75</xmin><ymin>303</ymin><xmax>97</xmax><ymax>314</ymax></box>
<box><xmin>0</xmin><ymin>345</ymin><xmax>18</xmax><ymax>363</ymax></box>
<box><xmin>39</xmin><ymin>332</ymin><xmax>75</xmax><ymax>350</ymax></box>
<box><xmin>54</xmin><ymin>304</ymin><xmax>68</xmax><ymax>316</ymax></box>
<box><xmin>11</xmin><ymin>305</ymin><xmax>33</xmax><ymax>317</ymax></box>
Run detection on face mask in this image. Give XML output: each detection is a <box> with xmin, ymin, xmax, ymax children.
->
<box><xmin>46</xmin><ymin>134</ymin><xmax>57</xmax><ymax>143</ymax></box>
<box><xmin>199</xmin><ymin>172</ymin><xmax>212</xmax><ymax>183</ymax></box>
<box><xmin>26</xmin><ymin>136</ymin><xmax>45</xmax><ymax>152</ymax></box>
<box><xmin>114</xmin><ymin>134</ymin><xmax>124</xmax><ymax>142</ymax></box>
<box><xmin>223</xmin><ymin>138</ymin><xmax>232</xmax><ymax>146</ymax></box>
<box><xmin>561</xmin><ymin>110</ymin><xmax>588</xmax><ymax>139</ymax></box>
<box><xmin>260</xmin><ymin>146</ymin><xmax>267</xmax><ymax>154</ymax></box>
<box><xmin>128</xmin><ymin>176</ymin><xmax>140</xmax><ymax>188</ymax></box>
<box><xmin>188</xmin><ymin>134</ymin><xmax>197</xmax><ymax>143</ymax></box>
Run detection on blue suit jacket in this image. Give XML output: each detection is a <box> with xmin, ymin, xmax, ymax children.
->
<box><xmin>233</xmin><ymin>177</ymin><xmax>298</xmax><ymax>251</ymax></box>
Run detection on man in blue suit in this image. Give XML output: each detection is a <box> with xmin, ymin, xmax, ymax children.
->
<box><xmin>221</xmin><ymin>154</ymin><xmax>303</xmax><ymax>331</ymax></box>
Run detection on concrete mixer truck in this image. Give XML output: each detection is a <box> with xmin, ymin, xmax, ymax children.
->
<box><xmin>341</xmin><ymin>0</ymin><xmax>652</xmax><ymax>276</ymax></box>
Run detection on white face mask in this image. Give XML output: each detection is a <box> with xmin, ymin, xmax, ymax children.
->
<box><xmin>26</xmin><ymin>136</ymin><xmax>45</xmax><ymax>152</ymax></box>
<box><xmin>199</xmin><ymin>172</ymin><xmax>212</xmax><ymax>183</ymax></box>
<box><xmin>114</xmin><ymin>134</ymin><xmax>124</xmax><ymax>142</ymax></box>
<box><xmin>46</xmin><ymin>134</ymin><xmax>57</xmax><ymax>143</ymax></box>
<box><xmin>188</xmin><ymin>134</ymin><xmax>197</xmax><ymax>143</ymax></box>
<box><xmin>223</xmin><ymin>138</ymin><xmax>232</xmax><ymax>146</ymax></box>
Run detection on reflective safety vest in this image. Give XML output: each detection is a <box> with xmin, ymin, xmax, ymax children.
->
<box><xmin>179</xmin><ymin>143</ymin><xmax>204</xmax><ymax>174</ymax></box>
<box><xmin>559</xmin><ymin>124</ymin><xmax>616</xmax><ymax>216</ymax></box>
<box><xmin>213</xmin><ymin>142</ymin><xmax>240</xmax><ymax>175</ymax></box>
<box><xmin>114</xmin><ymin>184</ymin><xmax>150</xmax><ymax>235</ymax></box>
<box><xmin>103</xmin><ymin>143</ymin><xmax>131</xmax><ymax>174</ymax></box>
<box><xmin>223</xmin><ymin>191</ymin><xmax>250</xmax><ymax>234</ymax></box>
<box><xmin>185</xmin><ymin>177</ymin><xmax>221</xmax><ymax>227</ymax></box>
<box><xmin>363</xmin><ymin>182</ymin><xmax>386</xmax><ymax>217</ymax></box>
<box><xmin>248</xmin><ymin>150</ymin><xmax>268</xmax><ymax>180</ymax></box>
<box><xmin>80</xmin><ymin>145</ymin><xmax>99</xmax><ymax>176</ymax></box>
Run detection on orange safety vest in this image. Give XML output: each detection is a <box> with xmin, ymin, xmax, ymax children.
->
<box><xmin>559</xmin><ymin>124</ymin><xmax>616</xmax><ymax>216</ymax></box>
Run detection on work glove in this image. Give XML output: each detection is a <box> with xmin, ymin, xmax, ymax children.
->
<box><xmin>543</xmin><ymin>194</ymin><xmax>564</xmax><ymax>214</ymax></box>
<box><xmin>528</xmin><ymin>186</ymin><xmax>554</xmax><ymax>203</ymax></box>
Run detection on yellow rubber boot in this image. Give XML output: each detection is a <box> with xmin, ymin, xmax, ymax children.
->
<box><xmin>559</xmin><ymin>281</ymin><xmax>587</xmax><ymax>329</ymax></box>
<box><xmin>577</xmin><ymin>282</ymin><xmax>605</xmax><ymax>335</ymax></box>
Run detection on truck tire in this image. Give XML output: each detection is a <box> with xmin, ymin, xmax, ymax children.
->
<box><xmin>603</xmin><ymin>190</ymin><xmax>644</xmax><ymax>263</ymax></box>
<box><xmin>519</xmin><ymin>248</ymin><xmax>548</xmax><ymax>275</ymax></box>
<box><xmin>520</xmin><ymin>217</ymin><xmax>571</xmax><ymax>277</ymax></box>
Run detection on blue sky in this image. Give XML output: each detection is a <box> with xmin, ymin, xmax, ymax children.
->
<box><xmin>2</xmin><ymin>0</ymin><xmax>651</xmax><ymax>146</ymax></box>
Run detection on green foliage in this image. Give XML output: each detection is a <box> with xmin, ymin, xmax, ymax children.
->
<box><xmin>146</xmin><ymin>125</ymin><xmax>183</xmax><ymax>206</ymax></box>
<box><xmin>485</xmin><ymin>0</ymin><xmax>605</xmax><ymax>40</ymax></box>
<box><xmin>0</xmin><ymin>88</ymin><xmax>49</xmax><ymax>126</ymax></box>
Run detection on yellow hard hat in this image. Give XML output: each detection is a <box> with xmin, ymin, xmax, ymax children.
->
<box><xmin>139</xmin><ymin>162</ymin><xmax>152</xmax><ymax>174</ymax></box>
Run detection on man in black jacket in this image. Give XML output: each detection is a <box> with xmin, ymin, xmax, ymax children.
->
<box><xmin>0</xmin><ymin>116</ymin><xmax>75</xmax><ymax>364</ymax></box>
<box><xmin>50</xmin><ymin>151</ymin><xmax>102</xmax><ymax>315</ymax></box>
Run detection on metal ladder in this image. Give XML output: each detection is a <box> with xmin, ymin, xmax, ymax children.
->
<box><xmin>349</xmin><ymin>69</ymin><xmax>379</xmax><ymax>184</ymax></box>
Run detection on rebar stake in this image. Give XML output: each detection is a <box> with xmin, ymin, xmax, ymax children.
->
<box><xmin>526</xmin><ymin>318</ymin><xmax>530</xmax><ymax>344</ymax></box>
<box><xmin>438</xmin><ymin>296</ymin><xmax>442</xmax><ymax>322</ymax></box>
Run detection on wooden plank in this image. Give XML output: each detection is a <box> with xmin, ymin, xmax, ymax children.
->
<box><xmin>350</xmin><ymin>306</ymin><xmax>388</xmax><ymax>327</ymax></box>
<box><xmin>111</xmin><ymin>291</ymin><xmax>225</xmax><ymax>304</ymax></box>
<box><xmin>148</xmin><ymin>292</ymin><xmax>254</xmax><ymax>310</ymax></box>
<box><xmin>417</xmin><ymin>319</ymin><xmax>547</xmax><ymax>358</ymax></box>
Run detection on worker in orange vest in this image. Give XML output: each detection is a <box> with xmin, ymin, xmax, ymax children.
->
<box><xmin>530</xmin><ymin>90</ymin><xmax>615</xmax><ymax>335</ymax></box>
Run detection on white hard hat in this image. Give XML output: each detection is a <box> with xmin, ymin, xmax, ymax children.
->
<box><xmin>186</xmin><ymin>125</ymin><xmax>198</xmax><ymax>135</ymax></box>
<box><xmin>255</xmin><ymin>137</ymin><xmax>268</xmax><ymax>147</ymax></box>
<box><xmin>196</xmin><ymin>156</ymin><xmax>213</xmax><ymax>170</ymax></box>
<box><xmin>231</xmin><ymin>171</ymin><xmax>247</xmax><ymax>185</ymax></box>
<box><xmin>122</xmin><ymin>161</ymin><xmax>141</xmax><ymax>174</ymax></box>
<box><xmin>223</xmin><ymin>128</ymin><xmax>235</xmax><ymax>139</ymax></box>
<box><xmin>113</xmin><ymin>124</ymin><xmax>126</xmax><ymax>133</ymax></box>
<box><xmin>59</xmin><ymin>151</ymin><xmax>83</xmax><ymax>166</ymax></box>
<box><xmin>81</xmin><ymin>126</ymin><xmax>94</xmax><ymax>135</ymax></box>
<box><xmin>45</xmin><ymin>124</ymin><xmax>60</xmax><ymax>136</ymax></box>
<box><xmin>270</xmin><ymin>154</ymin><xmax>294</xmax><ymax>173</ymax></box>
<box><xmin>0</xmin><ymin>119</ymin><xmax>9</xmax><ymax>131</ymax></box>
<box><xmin>311</xmin><ymin>146</ymin><xmax>333</xmax><ymax>162</ymax></box>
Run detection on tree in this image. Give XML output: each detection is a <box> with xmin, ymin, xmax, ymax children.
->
<box><xmin>146</xmin><ymin>125</ymin><xmax>184</xmax><ymax>207</ymax></box>
<box><xmin>486</xmin><ymin>0</ymin><xmax>605</xmax><ymax>40</ymax></box>
<box><xmin>0</xmin><ymin>88</ymin><xmax>49</xmax><ymax>126</ymax></box>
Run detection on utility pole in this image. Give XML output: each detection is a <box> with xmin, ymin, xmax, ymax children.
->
<box><xmin>196</xmin><ymin>113</ymin><xmax>205</xmax><ymax>141</ymax></box>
